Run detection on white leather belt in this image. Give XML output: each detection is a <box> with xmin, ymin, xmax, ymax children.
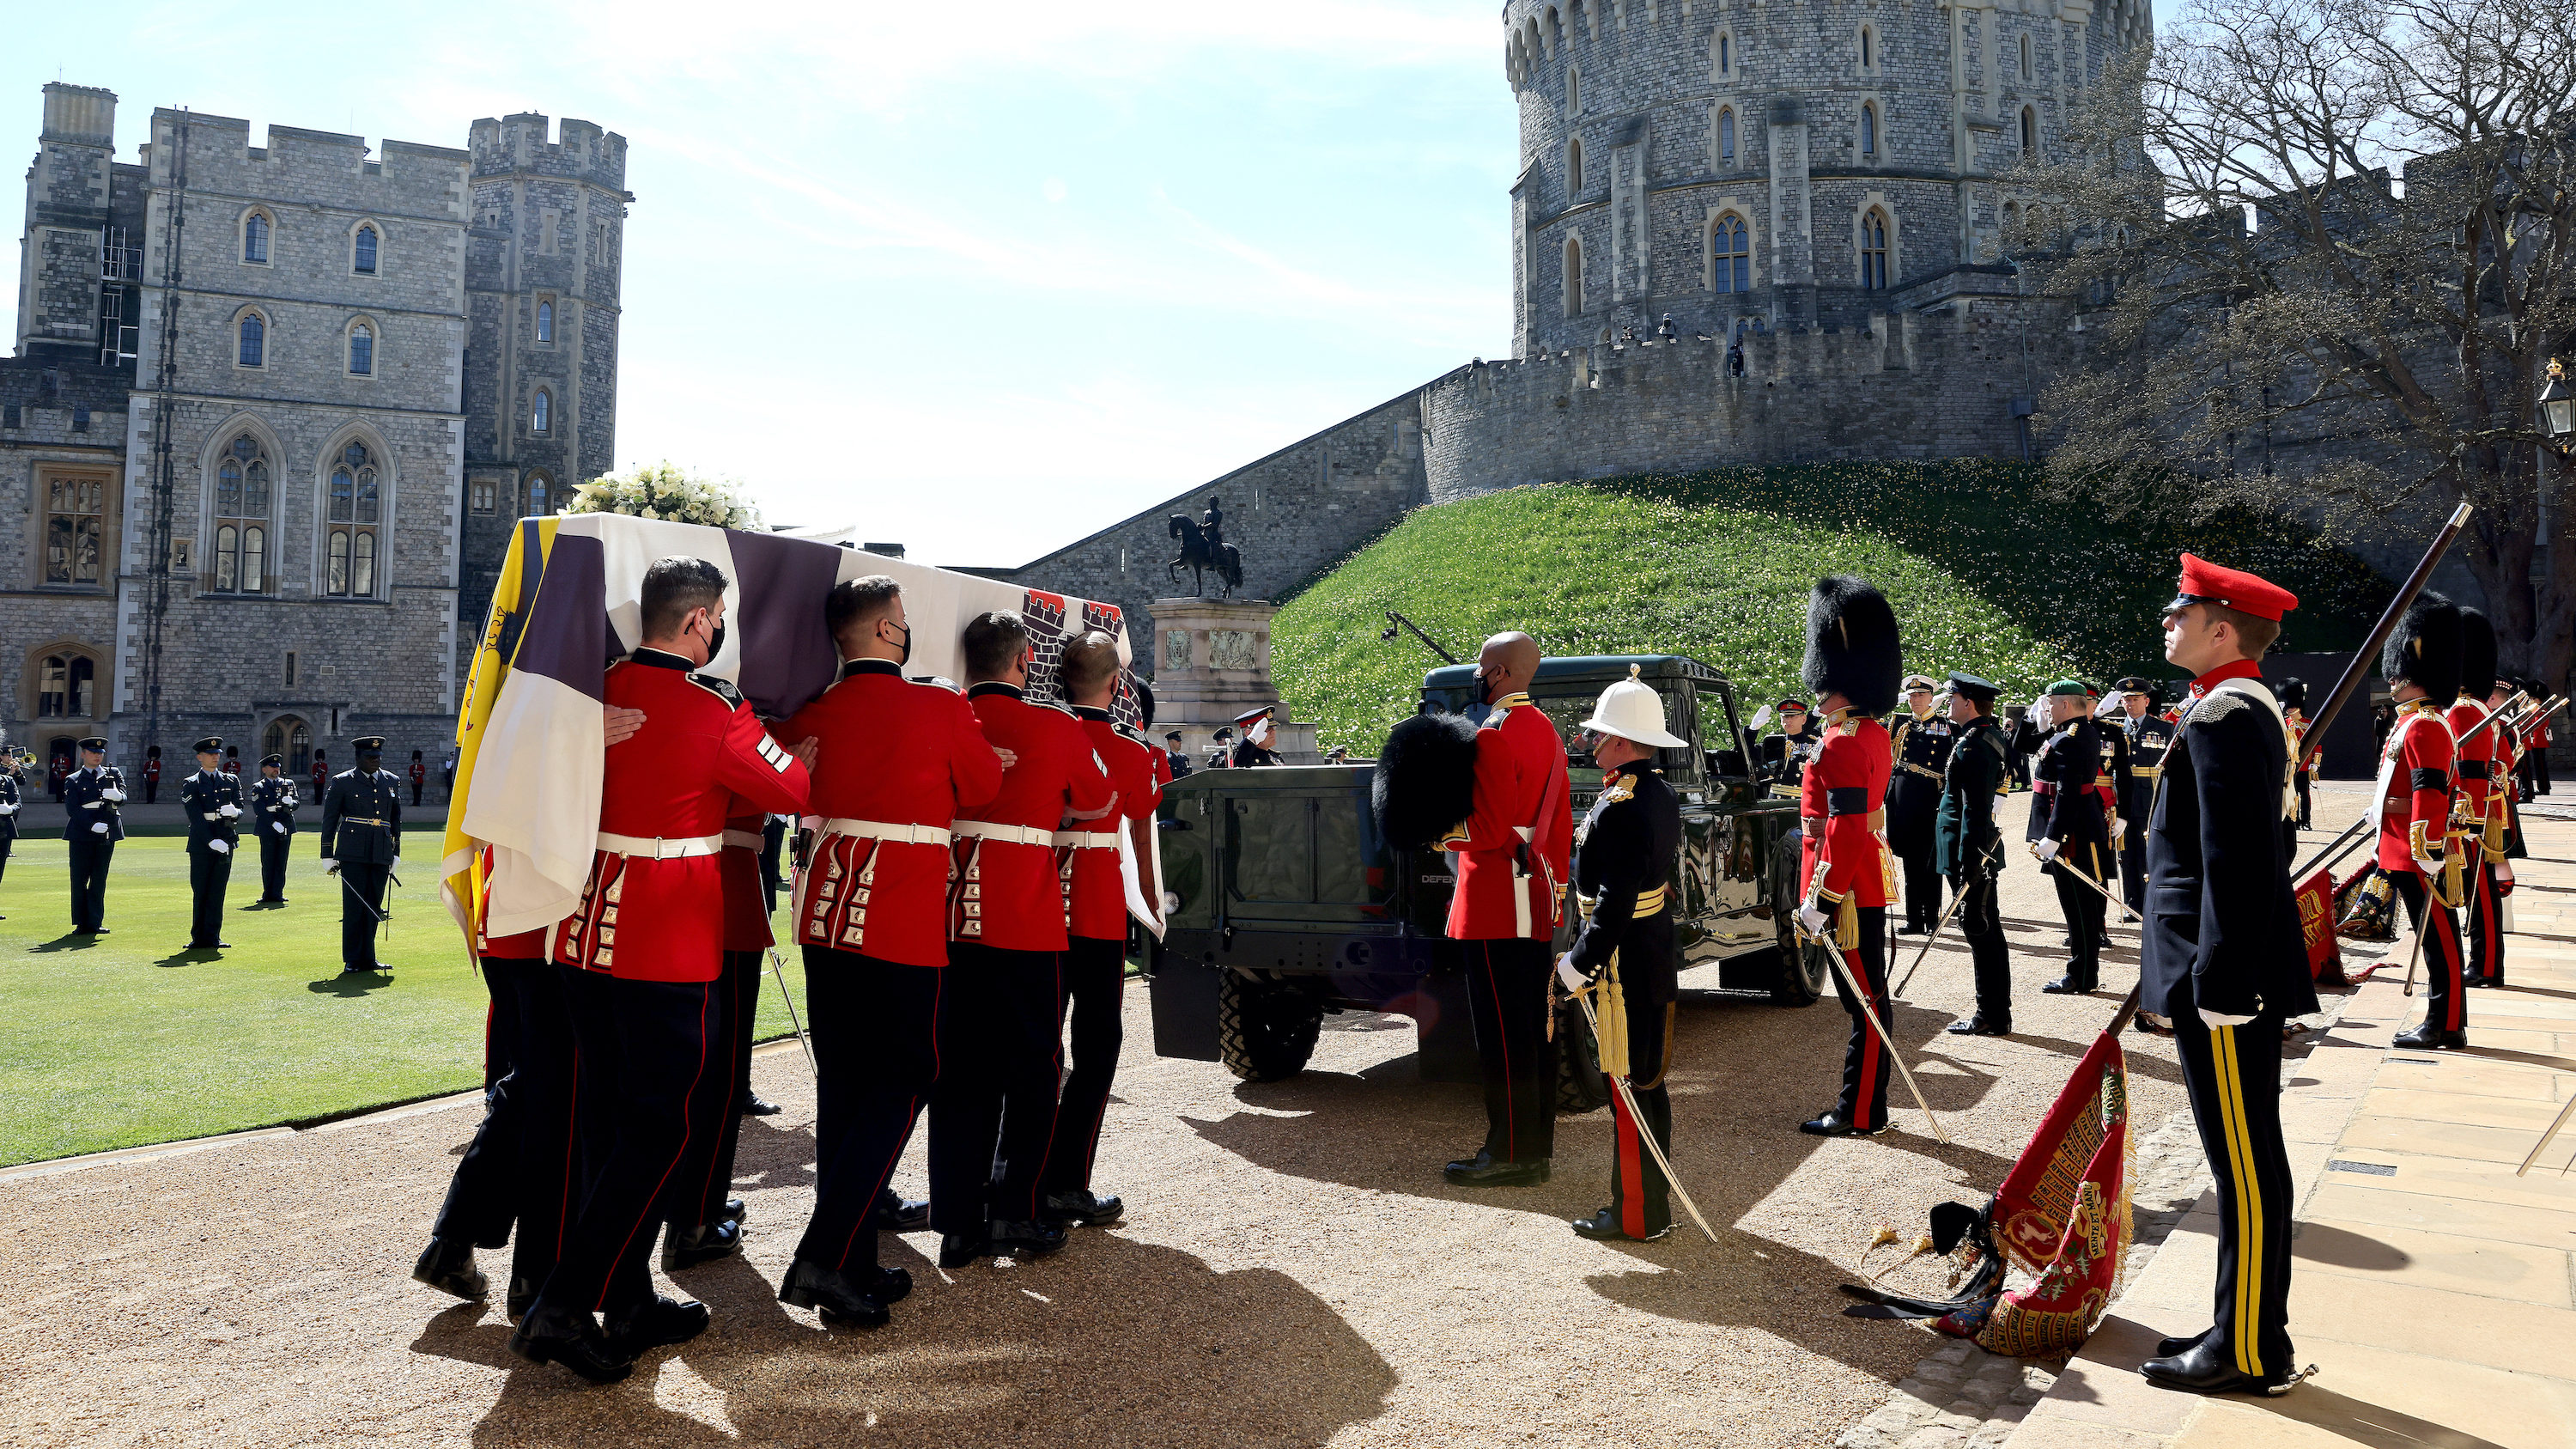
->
<box><xmin>596</xmin><ymin>830</ymin><xmax>725</xmax><ymax>859</ymax></box>
<box><xmin>1053</xmin><ymin>830</ymin><xmax>1119</xmax><ymax>849</ymax></box>
<box><xmin>817</xmin><ymin>817</ymin><xmax>952</xmax><ymax>847</ymax></box>
<box><xmin>722</xmin><ymin>829</ymin><xmax>764</xmax><ymax>850</ymax></box>
<box><xmin>952</xmin><ymin>819</ymin><xmax>1054</xmax><ymax>848</ymax></box>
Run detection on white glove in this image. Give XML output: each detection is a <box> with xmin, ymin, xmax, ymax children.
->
<box><xmin>0</xmin><ymin>802</ymin><xmax>15</xmax><ymax>815</ymax></box>
<box><xmin>2033</xmin><ymin>838</ymin><xmax>2062</xmax><ymax>863</ymax></box>
<box><xmin>2196</xmin><ymin>1006</ymin><xmax>2258</xmax><ymax>1028</ymax></box>
<box><xmin>2411</xmin><ymin>852</ymin><xmax>2441</xmax><ymax>879</ymax></box>
<box><xmin>1796</xmin><ymin>904</ymin><xmax>1831</xmax><ymax>937</ymax></box>
<box><xmin>102</xmin><ymin>788</ymin><xmax>125</xmax><ymax>802</ymax></box>
<box><xmin>320</xmin><ymin>857</ymin><xmax>338</xmax><ymax>874</ymax></box>
<box><xmin>91</xmin><ymin>820</ymin><xmax>110</xmax><ymax>835</ymax></box>
<box><xmin>218</xmin><ymin>804</ymin><xmax>240</xmax><ymax>819</ymax></box>
<box><xmin>1555</xmin><ymin>954</ymin><xmax>1589</xmax><ymax>994</ymax></box>
<box><xmin>83</xmin><ymin>800</ymin><xmax>105</xmax><ymax>809</ymax></box>
<box><xmin>2111</xmin><ymin>818</ymin><xmax>2127</xmax><ymax>837</ymax></box>
<box><xmin>271</xmin><ymin>821</ymin><xmax>287</xmax><ymax>835</ymax></box>
<box><xmin>208</xmin><ymin>838</ymin><xmax>230</xmax><ymax>855</ymax></box>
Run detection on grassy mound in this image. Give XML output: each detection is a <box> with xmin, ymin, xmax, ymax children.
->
<box><xmin>1272</xmin><ymin>462</ymin><xmax>2383</xmax><ymax>755</ymax></box>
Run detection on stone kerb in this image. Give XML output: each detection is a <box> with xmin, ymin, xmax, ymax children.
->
<box><xmin>1149</xmin><ymin>597</ymin><xmax>1319</xmax><ymax>764</ymax></box>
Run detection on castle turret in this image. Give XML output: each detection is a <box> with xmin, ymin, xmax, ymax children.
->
<box><xmin>15</xmin><ymin>82</ymin><xmax>142</xmax><ymax>363</ymax></box>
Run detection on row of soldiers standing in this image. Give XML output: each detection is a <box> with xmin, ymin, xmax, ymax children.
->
<box><xmin>413</xmin><ymin>558</ymin><xmax>1163</xmax><ymax>1386</ymax></box>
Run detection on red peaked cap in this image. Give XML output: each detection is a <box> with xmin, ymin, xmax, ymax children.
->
<box><xmin>2167</xmin><ymin>553</ymin><xmax>2299</xmax><ymax>622</ymax></box>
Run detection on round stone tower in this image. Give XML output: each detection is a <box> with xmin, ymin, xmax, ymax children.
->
<box><xmin>1501</xmin><ymin>0</ymin><xmax>2149</xmax><ymax>356</ymax></box>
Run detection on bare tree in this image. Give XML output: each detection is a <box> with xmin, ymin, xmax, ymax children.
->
<box><xmin>2018</xmin><ymin>0</ymin><xmax>2576</xmax><ymax>686</ymax></box>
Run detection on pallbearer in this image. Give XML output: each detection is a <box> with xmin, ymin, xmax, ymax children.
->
<box><xmin>1556</xmin><ymin>667</ymin><xmax>1685</xmax><ymax>1240</ymax></box>
<box><xmin>2379</xmin><ymin>596</ymin><xmax>2470</xmax><ymax>1050</ymax></box>
<box><xmin>1938</xmin><ymin>674</ymin><xmax>2015</xmax><ymax>1038</ymax></box>
<box><xmin>249</xmin><ymin>754</ymin><xmax>297</xmax><ymax>904</ymax></box>
<box><xmin>1792</xmin><ymin>576</ymin><xmax>1905</xmax><ymax>1138</ymax></box>
<box><xmin>2449</xmin><ymin>613</ymin><xmax>2506</xmax><ymax>991</ymax></box>
<box><xmin>2136</xmin><ymin>553</ymin><xmax>2316</xmax><ymax>1396</ymax></box>
<box><xmin>1886</xmin><ymin>674</ymin><xmax>1950</xmax><ymax>936</ymax></box>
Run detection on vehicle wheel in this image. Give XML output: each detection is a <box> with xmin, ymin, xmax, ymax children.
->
<box><xmin>1217</xmin><ymin>971</ymin><xmax>1323</xmax><ymax>1081</ymax></box>
<box><xmin>1553</xmin><ymin>1000</ymin><xmax>1611</xmax><ymax>1114</ymax></box>
<box><xmin>1769</xmin><ymin>834</ymin><xmax>1828</xmax><ymax>1007</ymax></box>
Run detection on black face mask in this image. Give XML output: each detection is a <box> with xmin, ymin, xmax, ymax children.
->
<box><xmin>1477</xmin><ymin>672</ymin><xmax>1501</xmax><ymax>705</ymax></box>
<box><xmin>703</xmin><ymin>622</ymin><xmax>727</xmax><ymax>663</ymax></box>
<box><xmin>886</xmin><ymin>621</ymin><xmax>913</xmax><ymax>667</ymax></box>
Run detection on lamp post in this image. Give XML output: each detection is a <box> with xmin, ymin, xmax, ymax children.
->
<box><xmin>2542</xmin><ymin>358</ymin><xmax>2576</xmax><ymax>453</ymax></box>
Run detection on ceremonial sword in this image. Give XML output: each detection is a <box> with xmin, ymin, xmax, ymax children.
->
<box><xmin>1893</xmin><ymin>882</ymin><xmax>1968</xmax><ymax>996</ymax></box>
<box><xmin>767</xmin><ymin>828</ymin><xmax>819</xmax><ymax>1080</ymax></box>
<box><xmin>2032</xmin><ymin>843</ymin><xmax>2139</xmax><ymax>925</ymax></box>
<box><xmin>1564</xmin><ymin>983</ymin><xmax>1721</xmax><ymax>1244</ymax></box>
<box><xmin>1791</xmin><ymin>916</ymin><xmax>1951</xmax><ymax>1143</ymax></box>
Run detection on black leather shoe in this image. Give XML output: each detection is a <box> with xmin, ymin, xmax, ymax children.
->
<box><xmin>1893</xmin><ymin>922</ymin><xmax>1923</xmax><ymax>936</ymax></box>
<box><xmin>507</xmin><ymin>1303</ymin><xmax>635</xmax><ymax>1384</ymax></box>
<box><xmin>2158</xmin><ymin>1324</ymin><xmax>2215</xmax><ymax>1358</ymax></box>
<box><xmin>2465</xmin><ymin>975</ymin><xmax>2500</xmax><ymax>989</ymax></box>
<box><xmin>990</xmin><ymin>1218</ymin><xmax>1068</xmax><ymax>1257</ymax></box>
<box><xmin>2393</xmin><ymin>1021</ymin><xmax>2467</xmax><ymax>1050</ymax></box>
<box><xmin>1946</xmin><ymin>1014</ymin><xmax>2010</xmax><ymax>1037</ymax></box>
<box><xmin>778</xmin><ymin>1257</ymin><xmax>907</xmax><ymax>1325</ymax></box>
<box><xmin>1042</xmin><ymin>1189</ymin><xmax>1125</xmax><ymax>1227</ymax></box>
<box><xmin>1442</xmin><ymin>1151</ymin><xmax>1552</xmax><ymax>1187</ymax></box>
<box><xmin>1799</xmin><ymin>1111</ymin><xmax>1890</xmax><ymax>1137</ymax></box>
<box><xmin>2140</xmin><ymin>1338</ymin><xmax>2300</xmax><ymax>1396</ymax></box>
<box><xmin>410</xmin><ymin>1238</ymin><xmax>487</xmax><ymax>1301</ymax></box>
<box><xmin>939</xmin><ymin>1233</ymin><xmax>992</xmax><ymax>1269</ymax></box>
<box><xmin>604</xmin><ymin>1294</ymin><xmax>709</xmax><ymax>1354</ymax></box>
<box><xmin>661</xmin><ymin>1218</ymin><xmax>742</xmax><ymax>1271</ymax></box>
<box><xmin>869</xmin><ymin>1193</ymin><xmax>931</xmax><ymax>1233</ymax></box>
<box><xmin>2041</xmin><ymin>974</ymin><xmax>2098</xmax><ymax>995</ymax></box>
<box><xmin>723</xmin><ymin>1197</ymin><xmax>747</xmax><ymax>1226</ymax></box>
<box><xmin>740</xmin><ymin>1092</ymin><xmax>784</xmax><ymax>1117</ymax></box>
<box><xmin>1570</xmin><ymin>1206</ymin><xmax>1671</xmax><ymax>1242</ymax></box>
<box><xmin>506</xmin><ymin>1273</ymin><xmax>538</xmax><ymax>1320</ymax></box>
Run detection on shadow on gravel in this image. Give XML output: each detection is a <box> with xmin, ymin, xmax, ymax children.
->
<box><xmin>452</xmin><ymin>1233</ymin><xmax>1397</xmax><ymax>1448</ymax></box>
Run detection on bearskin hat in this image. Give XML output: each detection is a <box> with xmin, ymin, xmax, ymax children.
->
<box><xmin>2457</xmin><ymin>608</ymin><xmax>2497</xmax><ymax>704</ymax></box>
<box><xmin>2381</xmin><ymin>593</ymin><xmax>2461</xmax><ymax>704</ymax></box>
<box><xmin>1373</xmin><ymin>711</ymin><xmax>1480</xmax><ymax>851</ymax></box>
<box><xmin>1800</xmin><ymin>575</ymin><xmax>1904</xmax><ymax>717</ymax></box>
<box><xmin>2279</xmin><ymin>677</ymin><xmax>2307</xmax><ymax>712</ymax></box>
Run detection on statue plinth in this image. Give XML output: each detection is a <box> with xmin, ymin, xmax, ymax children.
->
<box><xmin>1147</xmin><ymin>597</ymin><xmax>1318</xmax><ymax>764</ymax></box>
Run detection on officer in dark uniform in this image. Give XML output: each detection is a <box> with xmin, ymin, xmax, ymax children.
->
<box><xmin>0</xmin><ymin>747</ymin><xmax>21</xmax><ymax>917</ymax></box>
<box><xmin>320</xmin><ymin>736</ymin><xmax>404</xmax><ymax>974</ymax></box>
<box><xmin>2031</xmin><ymin>681</ymin><xmax>2113</xmax><ymax>995</ymax></box>
<box><xmin>179</xmin><ymin>736</ymin><xmax>244</xmax><ymax>950</ymax></box>
<box><xmin>1556</xmin><ymin>667</ymin><xmax>1686</xmax><ymax>1241</ymax></box>
<box><xmin>2136</xmin><ymin>554</ymin><xmax>2316</xmax><ymax>1396</ymax></box>
<box><xmin>63</xmin><ymin>738</ymin><xmax>125</xmax><ymax>934</ymax></box>
<box><xmin>1164</xmin><ymin>729</ymin><xmax>1193</xmax><ymax>780</ymax></box>
<box><xmin>250</xmin><ymin>753</ymin><xmax>298</xmax><ymax>904</ymax></box>
<box><xmin>1886</xmin><ymin>673</ymin><xmax>1952</xmax><ymax>935</ymax></box>
<box><xmin>1938</xmin><ymin>674</ymin><xmax>2015</xmax><ymax>1036</ymax></box>
<box><xmin>2114</xmin><ymin>678</ymin><xmax>2176</xmax><ymax>910</ymax></box>
<box><xmin>1758</xmin><ymin>701</ymin><xmax>1823</xmax><ymax>792</ymax></box>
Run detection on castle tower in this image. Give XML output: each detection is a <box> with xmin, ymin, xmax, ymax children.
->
<box><xmin>1501</xmin><ymin>0</ymin><xmax>2147</xmax><ymax>355</ymax></box>
<box><xmin>458</xmin><ymin>112</ymin><xmax>630</xmax><ymax>665</ymax></box>
<box><xmin>14</xmin><ymin>82</ymin><xmax>144</xmax><ymax>365</ymax></box>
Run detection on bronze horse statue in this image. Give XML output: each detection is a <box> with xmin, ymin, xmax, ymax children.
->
<box><xmin>1167</xmin><ymin>515</ymin><xmax>1242</xmax><ymax>598</ymax></box>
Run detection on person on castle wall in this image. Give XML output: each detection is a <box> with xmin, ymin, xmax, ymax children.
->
<box><xmin>410</xmin><ymin>749</ymin><xmax>428</xmax><ymax>807</ymax></box>
<box><xmin>1231</xmin><ymin>707</ymin><xmax>1282</xmax><ymax>768</ymax></box>
<box><xmin>143</xmin><ymin>746</ymin><xmax>162</xmax><ymax>805</ymax></box>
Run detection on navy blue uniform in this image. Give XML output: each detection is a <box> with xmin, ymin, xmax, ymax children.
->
<box><xmin>250</xmin><ymin>775</ymin><xmax>299</xmax><ymax>903</ymax></box>
<box><xmin>61</xmin><ymin>764</ymin><xmax>126</xmax><ymax>931</ymax></box>
<box><xmin>2032</xmin><ymin>716</ymin><xmax>2112</xmax><ymax>990</ymax></box>
<box><xmin>179</xmin><ymin>768</ymin><xmax>245</xmax><ymax>947</ymax></box>
<box><xmin>1886</xmin><ymin>714</ymin><xmax>1953</xmax><ymax>930</ymax></box>
<box><xmin>321</xmin><ymin>767</ymin><xmax>404</xmax><ymax>970</ymax></box>
<box><xmin>1564</xmin><ymin>760</ymin><xmax>1680</xmax><ymax>1237</ymax></box>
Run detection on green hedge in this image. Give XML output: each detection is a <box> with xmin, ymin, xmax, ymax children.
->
<box><xmin>1271</xmin><ymin>462</ymin><xmax>2383</xmax><ymax>756</ymax></box>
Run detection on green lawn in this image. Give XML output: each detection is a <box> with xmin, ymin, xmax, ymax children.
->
<box><xmin>1273</xmin><ymin>463</ymin><xmax>2383</xmax><ymax>755</ymax></box>
<box><xmin>0</xmin><ymin>832</ymin><xmax>813</xmax><ymax>1166</ymax></box>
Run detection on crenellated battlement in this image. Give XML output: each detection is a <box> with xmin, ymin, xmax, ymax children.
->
<box><xmin>468</xmin><ymin>112</ymin><xmax>628</xmax><ymax>191</ymax></box>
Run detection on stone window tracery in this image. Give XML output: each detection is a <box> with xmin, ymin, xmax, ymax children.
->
<box><xmin>354</xmin><ymin>223</ymin><xmax>379</xmax><ymax>275</ymax></box>
<box><xmin>1564</xmin><ymin>235</ymin><xmax>1585</xmax><ymax>316</ymax></box>
<box><xmin>240</xmin><ymin>210</ymin><xmax>271</xmax><ymax>265</ymax></box>
<box><xmin>327</xmin><ymin>441</ymin><xmax>381</xmax><ymax>599</ymax></box>
<box><xmin>348</xmin><ymin>320</ymin><xmax>374</xmax><ymax>376</ymax></box>
<box><xmin>1860</xmin><ymin>209</ymin><xmax>1892</xmax><ymax>290</ymax></box>
<box><xmin>42</xmin><ymin>474</ymin><xmax>106</xmax><ymax>586</ymax></box>
<box><xmin>236</xmin><ymin>310</ymin><xmax>266</xmax><ymax>368</ymax></box>
<box><xmin>1718</xmin><ymin>107</ymin><xmax>1736</xmax><ymax>166</ymax></box>
<box><xmin>213</xmin><ymin>432</ymin><xmax>271</xmax><ymax>594</ymax></box>
<box><xmin>1712</xmin><ymin>215</ymin><xmax>1750</xmax><ymax>293</ymax></box>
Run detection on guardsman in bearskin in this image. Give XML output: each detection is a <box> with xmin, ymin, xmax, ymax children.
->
<box><xmin>320</xmin><ymin>738</ymin><xmax>404</xmax><ymax>974</ymax></box>
<box><xmin>249</xmin><ymin>754</ymin><xmax>297</xmax><ymax>904</ymax></box>
<box><xmin>1555</xmin><ymin>667</ymin><xmax>1685</xmax><ymax>1240</ymax></box>
<box><xmin>142</xmin><ymin>746</ymin><xmax>162</xmax><ymax>804</ymax></box>
<box><xmin>934</xmin><ymin>611</ymin><xmax>1114</xmax><ymax>1267</ymax></box>
<box><xmin>2280</xmin><ymin>679</ymin><xmax>2315</xmax><ymax>831</ymax></box>
<box><xmin>1886</xmin><ymin>674</ymin><xmax>1952</xmax><ymax>935</ymax></box>
<box><xmin>508</xmin><ymin>557</ymin><xmax>812</xmax><ymax>1385</ymax></box>
<box><xmin>1791</xmin><ymin>578</ymin><xmax>1904</xmax><ymax>1137</ymax></box>
<box><xmin>771</xmin><ymin>578</ymin><xmax>1004</xmax><ymax>1319</ymax></box>
<box><xmin>1759</xmin><ymin>700</ymin><xmax>1824</xmax><ymax>793</ymax></box>
<box><xmin>62</xmin><ymin>737</ymin><xmax>125</xmax><ymax>934</ymax></box>
<box><xmin>1937</xmin><ymin>674</ymin><xmax>2016</xmax><ymax>1037</ymax></box>
<box><xmin>2031</xmin><ymin>682</ymin><xmax>2115</xmax><ymax>995</ymax></box>
<box><xmin>1436</xmin><ymin>631</ymin><xmax>1575</xmax><ymax>1185</ymax></box>
<box><xmin>179</xmin><ymin>736</ymin><xmax>244</xmax><ymax>951</ymax></box>
<box><xmin>310</xmin><ymin>749</ymin><xmax>328</xmax><ymax>803</ymax></box>
<box><xmin>2114</xmin><ymin>679</ymin><xmax>2176</xmax><ymax>912</ymax></box>
<box><xmin>2450</xmin><ymin>613</ymin><xmax>2507</xmax><ymax>990</ymax></box>
<box><xmin>2378</xmin><ymin>595</ymin><xmax>2470</xmax><ymax>1050</ymax></box>
<box><xmin>2136</xmin><ymin>553</ymin><xmax>2318</xmax><ymax>1397</ymax></box>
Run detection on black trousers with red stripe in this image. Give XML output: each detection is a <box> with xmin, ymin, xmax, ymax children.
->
<box><xmin>1461</xmin><ymin>937</ymin><xmax>1556</xmax><ymax>1165</ymax></box>
<box><xmin>1039</xmin><ymin>935</ymin><xmax>1126</xmax><ymax>1198</ymax></box>
<box><xmin>428</xmin><ymin>958</ymin><xmax>580</xmax><ymax>1296</ymax></box>
<box><xmin>2390</xmin><ymin>868</ymin><xmax>2468</xmax><ymax>1032</ymax></box>
<box><xmin>797</xmin><ymin>949</ymin><xmax>941</xmax><ymax>1270</ymax></box>
<box><xmin>2172</xmin><ymin>1009</ymin><xmax>2295</xmax><ymax>1378</ymax></box>
<box><xmin>2465</xmin><ymin>860</ymin><xmax>2506</xmax><ymax>987</ymax></box>
<box><xmin>1609</xmin><ymin>985</ymin><xmax>1674</xmax><ymax>1236</ymax></box>
<box><xmin>536</xmin><ymin>971</ymin><xmax>725</xmax><ymax>1316</ymax></box>
<box><xmin>674</xmin><ymin>950</ymin><xmax>762</xmax><ymax>1230</ymax></box>
<box><xmin>929</xmin><ymin>942</ymin><xmax>1063</xmax><ymax>1233</ymax></box>
<box><xmin>1832</xmin><ymin>907</ymin><xmax>1893</xmax><ymax>1130</ymax></box>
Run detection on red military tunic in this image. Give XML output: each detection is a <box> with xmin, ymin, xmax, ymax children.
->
<box><xmin>2446</xmin><ymin>697</ymin><xmax>2498</xmax><ymax>861</ymax></box>
<box><xmin>952</xmin><ymin>684</ymin><xmax>1112</xmax><ymax>952</ymax></box>
<box><xmin>1800</xmin><ymin>709</ymin><xmax>1895</xmax><ymax>908</ymax></box>
<box><xmin>1437</xmin><ymin>692</ymin><xmax>1574</xmax><ymax>941</ymax></box>
<box><xmin>554</xmin><ymin>649</ymin><xmax>811</xmax><ymax>983</ymax></box>
<box><xmin>473</xmin><ymin>847</ymin><xmax>553</xmax><ymax>959</ymax></box>
<box><xmin>721</xmin><ymin>811</ymin><xmax>772</xmax><ymax>953</ymax></box>
<box><xmin>781</xmin><ymin>659</ymin><xmax>1005</xmax><ymax>968</ymax></box>
<box><xmin>2375</xmin><ymin>700</ymin><xmax>2454</xmax><ymax>873</ymax></box>
<box><xmin>1067</xmin><ymin>709</ymin><xmax>1162</xmax><ymax>941</ymax></box>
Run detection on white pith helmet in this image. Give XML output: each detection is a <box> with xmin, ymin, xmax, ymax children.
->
<box><xmin>1579</xmin><ymin>664</ymin><xmax>1688</xmax><ymax>749</ymax></box>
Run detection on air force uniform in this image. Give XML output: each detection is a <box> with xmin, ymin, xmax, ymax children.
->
<box><xmin>62</xmin><ymin>741</ymin><xmax>125</xmax><ymax>933</ymax></box>
<box><xmin>320</xmin><ymin>740</ymin><xmax>405</xmax><ymax>972</ymax></box>
<box><xmin>179</xmin><ymin>737</ymin><xmax>244</xmax><ymax>949</ymax></box>
<box><xmin>249</xmin><ymin>758</ymin><xmax>299</xmax><ymax>904</ymax></box>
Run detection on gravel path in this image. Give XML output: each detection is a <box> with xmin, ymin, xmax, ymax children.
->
<box><xmin>0</xmin><ymin>861</ymin><xmax>2231</xmax><ymax>1449</ymax></box>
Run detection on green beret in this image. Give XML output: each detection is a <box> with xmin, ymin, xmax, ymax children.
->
<box><xmin>2045</xmin><ymin>679</ymin><xmax>2089</xmax><ymax>697</ymax></box>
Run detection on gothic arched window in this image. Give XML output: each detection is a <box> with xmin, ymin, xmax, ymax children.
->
<box><xmin>1862</xmin><ymin>104</ymin><xmax>1878</xmax><ymax>158</ymax></box>
<box><xmin>1860</xmin><ymin>209</ymin><xmax>1891</xmax><ymax>289</ymax></box>
<box><xmin>1564</xmin><ymin>235</ymin><xmax>1585</xmax><ymax>316</ymax></box>
<box><xmin>242</xmin><ymin>211</ymin><xmax>270</xmax><ymax>265</ymax></box>
<box><xmin>354</xmin><ymin>224</ymin><xmax>379</xmax><ymax>275</ymax></box>
<box><xmin>532</xmin><ymin>389</ymin><xmax>552</xmax><ymax>435</ymax></box>
<box><xmin>237</xmin><ymin>313</ymin><xmax>265</xmax><ymax>368</ymax></box>
<box><xmin>214</xmin><ymin>432</ymin><xmax>271</xmax><ymax>593</ymax></box>
<box><xmin>1718</xmin><ymin>107</ymin><xmax>1736</xmax><ymax>166</ymax></box>
<box><xmin>537</xmin><ymin>299</ymin><xmax>554</xmax><ymax>344</ymax></box>
<box><xmin>327</xmin><ymin>441</ymin><xmax>381</xmax><ymax>598</ymax></box>
<box><xmin>348</xmin><ymin>321</ymin><xmax>374</xmax><ymax>376</ymax></box>
<box><xmin>1713</xmin><ymin>215</ymin><xmax>1750</xmax><ymax>294</ymax></box>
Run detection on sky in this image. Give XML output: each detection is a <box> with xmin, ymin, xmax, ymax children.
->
<box><xmin>3</xmin><ymin>0</ymin><xmax>1516</xmax><ymax>567</ymax></box>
